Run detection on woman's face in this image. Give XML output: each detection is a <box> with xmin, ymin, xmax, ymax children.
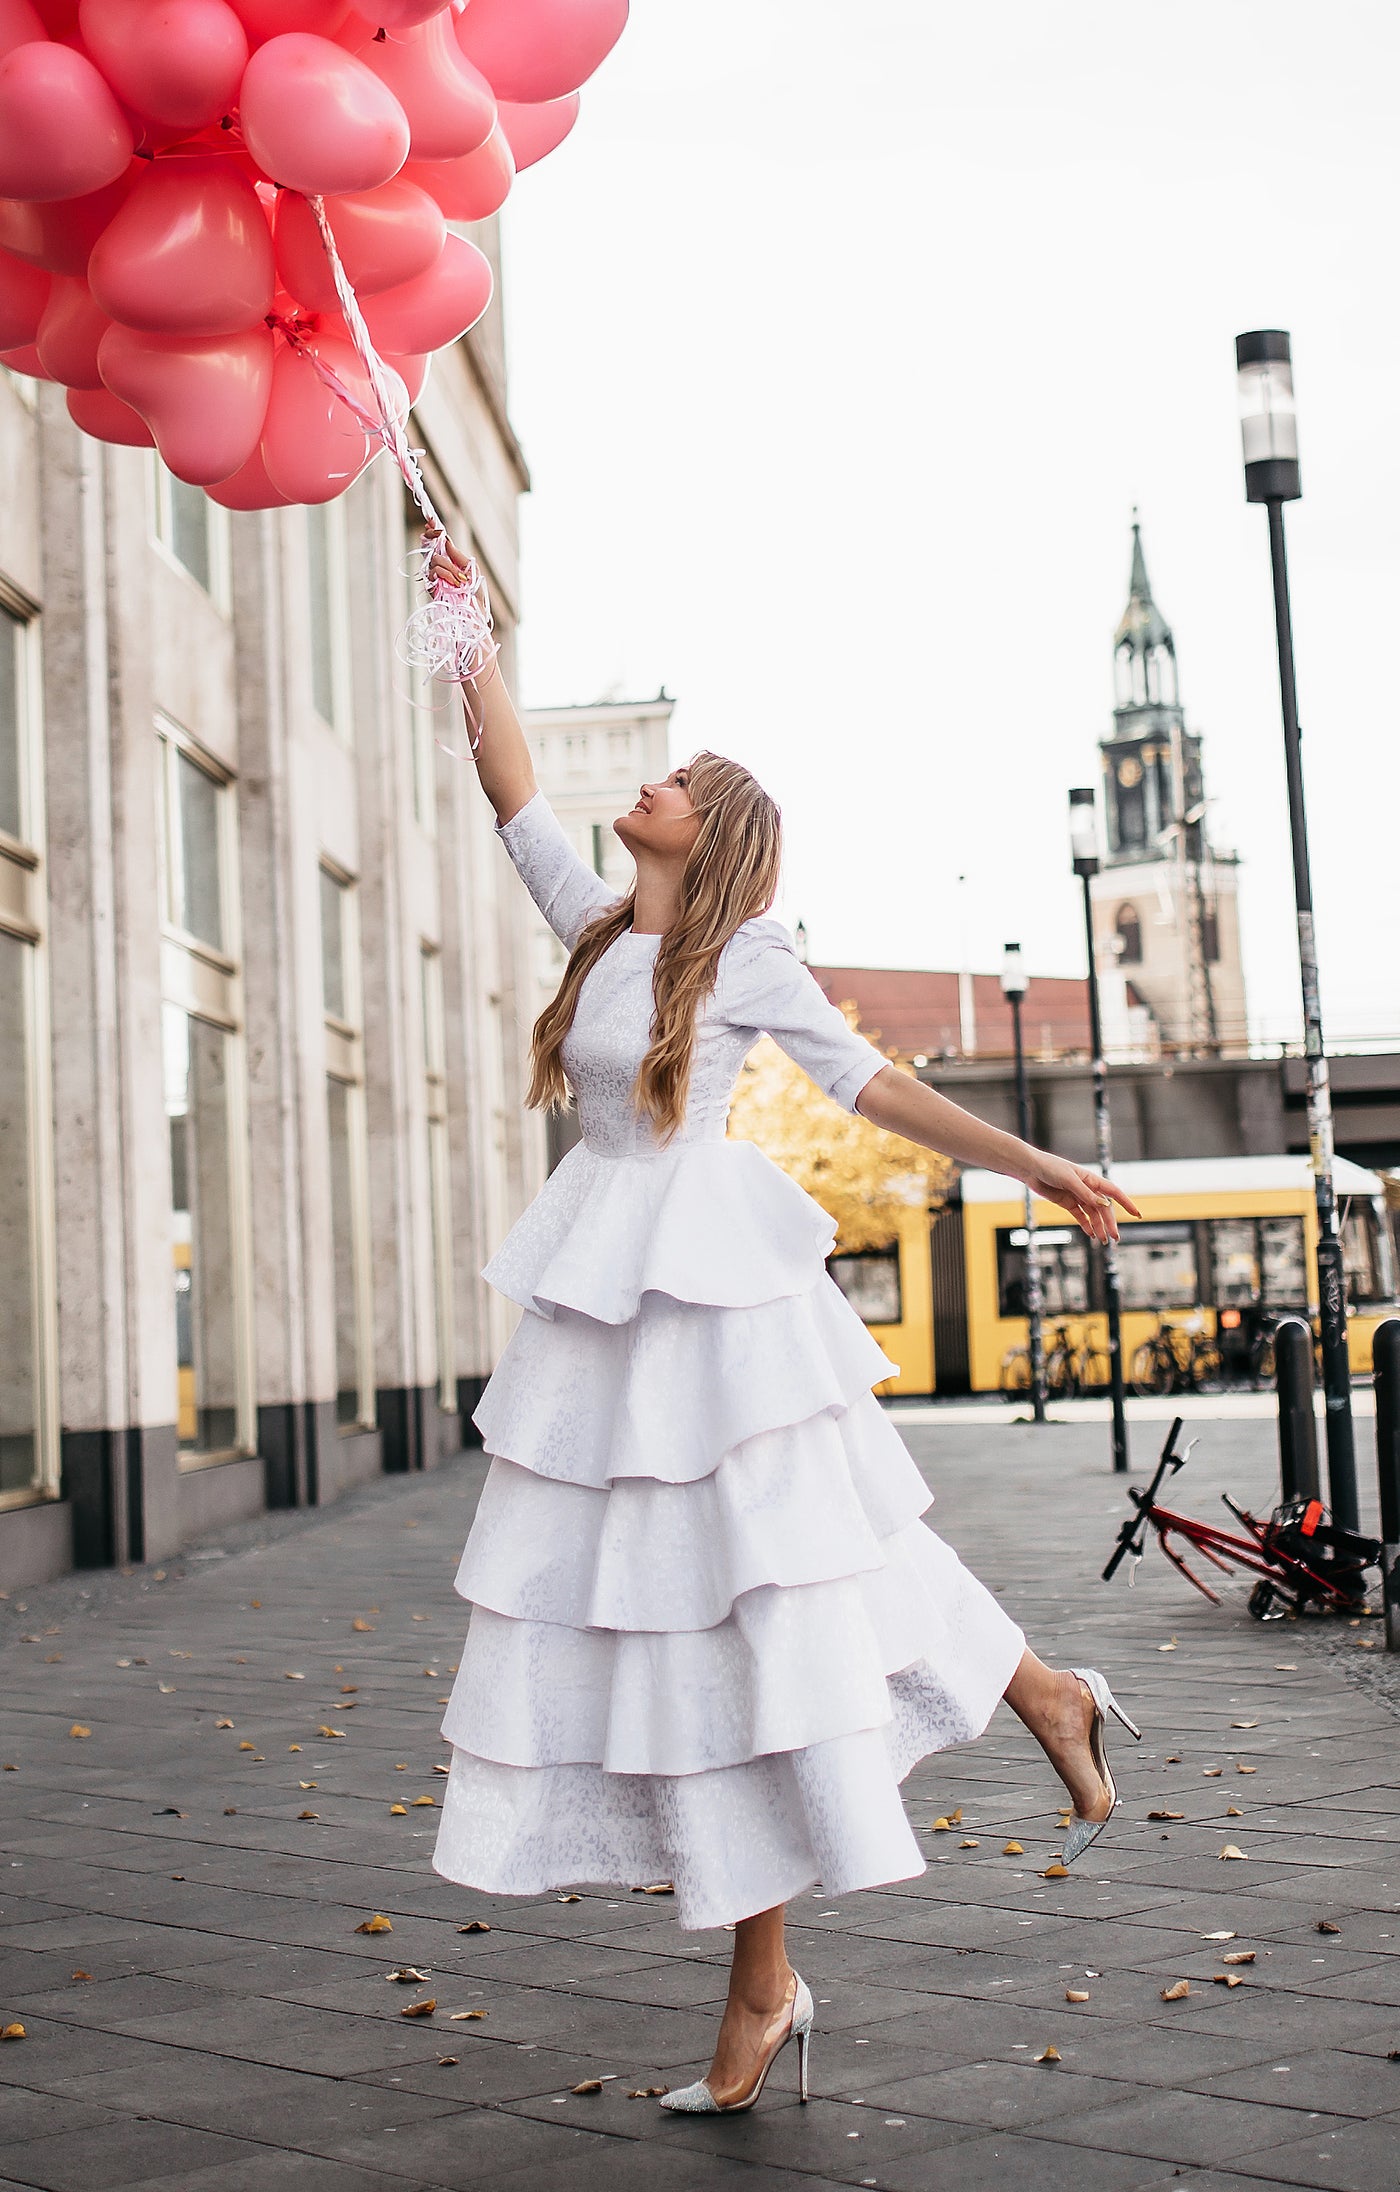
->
<box><xmin>614</xmin><ymin>766</ymin><xmax>701</xmax><ymax>861</ymax></box>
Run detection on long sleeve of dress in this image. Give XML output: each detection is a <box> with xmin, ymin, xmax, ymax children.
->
<box><xmin>718</xmin><ymin>919</ymin><xmax>889</xmax><ymax>1114</ymax></box>
<box><xmin>496</xmin><ymin>791</ymin><xmax>622</xmax><ymax>950</ymax></box>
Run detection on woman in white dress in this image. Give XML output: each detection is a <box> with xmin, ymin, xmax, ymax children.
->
<box><xmin>427</xmin><ymin>540</ymin><xmax>1141</xmax><ymax>2115</ymax></box>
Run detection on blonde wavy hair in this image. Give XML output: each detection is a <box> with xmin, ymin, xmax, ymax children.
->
<box><xmin>527</xmin><ymin>751</ymin><xmax>782</xmax><ymax>1142</ymax></box>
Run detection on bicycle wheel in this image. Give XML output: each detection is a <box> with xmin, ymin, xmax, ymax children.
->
<box><xmin>1001</xmin><ymin>1349</ymin><xmax>1031</xmax><ymax>1402</ymax></box>
<box><xmin>1046</xmin><ymin>1346</ymin><xmax>1078</xmax><ymax>1399</ymax></box>
<box><xmin>1131</xmin><ymin>1341</ymin><xmax>1166</xmax><ymax>1398</ymax></box>
<box><xmin>1191</xmin><ymin>1342</ymin><xmax>1224</xmax><ymax>1393</ymax></box>
<box><xmin>1252</xmin><ymin>1334</ymin><xmax>1276</xmax><ymax>1386</ymax></box>
<box><xmin>1078</xmin><ymin>1348</ymin><xmax>1110</xmax><ymax>1391</ymax></box>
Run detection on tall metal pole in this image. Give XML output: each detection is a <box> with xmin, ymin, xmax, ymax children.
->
<box><xmin>1008</xmin><ymin>987</ymin><xmax>1047</xmax><ymax>1424</ymax></box>
<box><xmin>1262</xmin><ymin>502</ymin><xmax>1358</xmax><ymax>1533</ymax></box>
<box><xmin>1080</xmin><ymin>872</ymin><xmax>1130</xmax><ymax>1474</ymax></box>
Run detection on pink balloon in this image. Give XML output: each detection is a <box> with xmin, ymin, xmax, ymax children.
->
<box><xmin>78</xmin><ymin>0</ymin><xmax>248</xmax><ymax>133</ymax></box>
<box><xmin>273</xmin><ymin>178</ymin><xmax>444</xmax><ymax>313</ymax></box>
<box><xmin>385</xmin><ymin>347</ymin><xmax>428</xmax><ymax>404</ymax></box>
<box><xmin>30</xmin><ymin>0</ymin><xmax>77</xmax><ymax>25</ymax></box>
<box><xmin>240</xmin><ymin>34</ymin><xmax>411</xmax><ymax>195</ymax></box>
<box><xmin>354</xmin><ymin>13</ymin><xmax>495</xmax><ymax>162</ymax></box>
<box><xmin>359</xmin><ymin>229</ymin><xmax>490</xmax><ymax>353</ymax></box>
<box><xmin>228</xmin><ymin>0</ymin><xmax>350</xmax><ymax>40</ymax></box>
<box><xmin>0</xmin><ymin>42</ymin><xmax>134</xmax><ymax>202</ymax></box>
<box><xmin>456</xmin><ymin>0</ymin><xmax>627</xmax><ymax>105</ymax></box>
<box><xmin>0</xmin><ymin>244</ymin><xmax>50</xmax><ymax>347</ymax></box>
<box><xmin>260</xmin><ymin>330</ymin><xmax>375</xmax><ymax>504</ymax></box>
<box><xmin>496</xmin><ymin>92</ymin><xmax>579</xmax><ymax>172</ymax></box>
<box><xmin>67</xmin><ymin>381</ymin><xmax>154</xmax><ymax>446</ymax></box>
<box><xmin>205</xmin><ymin>440</ymin><xmax>289</xmax><ymax>508</ymax></box>
<box><xmin>0</xmin><ymin>0</ymin><xmax>46</xmax><ymax>58</ymax></box>
<box><xmin>35</xmin><ymin>273</ymin><xmax>110</xmax><ymax>385</ymax></box>
<box><xmin>343</xmin><ymin>0</ymin><xmax>447</xmax><ymax>27</ymax></box>
<box><xmin>403</xmin><ymin>126</ymin><xmax>513</xmax><ymax>222</ymax></box>
<box><xmin>0</xmin><ymin>168</ymin><xmax>133</xmax><ymax>273</ymax></box>
<box><xmin>97</xmin><ymin>321</ymin><xmax>273</xmax><ymax>483</ymax></box>
<box><xmin>89</xmin><ymin>160</ymin><xmax>274</xmax><ymax>336</ymax></box>
<box><xmin>0</xmin><ymin>340</ymin><xmax>47</xmax><ymax>374</ymax></box>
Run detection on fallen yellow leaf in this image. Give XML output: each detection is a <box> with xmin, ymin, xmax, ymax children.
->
<box><xmin>1237</xmin><ymin>1765</ymin><xmax>1256</xmax><ymax>1774</ymax></box>
<box><xmin>628</xmin><ymin>2085</ymin><xmax>668</xmax><ymax>2098</ymax></box>
<box><xmin>633</xmin><ymin>1882</ymin><xmax>674</xmax><ymax>1895</ymax></box>
<box><xmin>1148</xmin><ymin>1810</ymin><xmax>1185</xmax><ymax>1822</ymax></box>
<box><xmin>557</xmin><ymin>1893</ymin><xmax>581</xmax><ymax>1903</ymax></box>
<box><xmin>400</xmin><ymin>1998</ymin><xmax>436</xmax><ymax>2018</ymax></box>
<box><xmin>449</xmin><ymin>2008</ymin><xmax>487</xmax><ymax>2021</ymax></box>
<box><xmin>960</xmin><ymin>1838</ymin><xmax>980</xmax><ymax>1849</ymax></box>
<box><xmin>1</xmin><ymin>2023</ymin><xmax>25</xmax><ymax>2040</ymax></box>
<box><xmin>1158</xmin><ymin>1638</ymin><xmax>1177</xmax><ymax>1652</ymax></box>
<box><xmin>1227</xmin><ymin>1806</ymin><xmax>1243</xmax><ymax>1818</ymax></box>
<box><xmin>288</xmin><ymin>1745</ymin><xmax>302</xmax><ymax>1754</ymax></box>
<box><xmin>317</xmin><ymin>1727</ymin><xmax>347</xmax><ymax>1739</ymax></box>
<box><xmin>389</xmin><ymin>1804</ymin><xmax>408</xmax><ymax>1816</ymax></box>
<box><xmin>1213</xmin><ymin>1973</ymin><xmax>1245</xmax><ymax>1988</ymax></box>
<box><xmin>298</xmin><ymin>1810</ymin><xmax>318</xmax><ymax>1822</ymax></box>
<box><xmin>299</xmin><ymin>1781</ymin><xmax>317</xmax><ymax>1790</ymax></box>
<box><xmin>432</xmin><ymin>1764</ymin><xmax>450</xmax><ymax>1776</ymax></box>
<box><xmin>215</xmin><ymin>1718</ymin><xmax>233</xmax><ymax>1729</ymax></box>
<box><xmin>1222</xmin><ymin>1950</ymin><xmax>1255</xmax><ymax>1965</ymax></box>
<box><xmin>1034</xmin><ymin>2045</ymin><xmax>1061</xmax><ymax>2062</ymax></box>
<box><xmin>1002</xmin><ymin>1841</ymin><xmax>1024</xmax><ymax>1856</ymax></box>
<box><xmin>949</xmin><ymin>1807</ymin><xmax>963</xmax><ymax>1825</ymax></box>
<box><xmin>437</xmin><ymin>2056</ymin><xmax>458</xmax><ymax>2066</ymax></box>
<box><xmin>68</xmin><ymin>1725</ymin><xmax>90</xmax><ymax>1739</ymax></box>
<box><xmin>1316</xmin><ymin>1920</ymin><xmax>1341</xmax><ymax>1935</ymax></box>
<box><xmin>1161</xmin><ymin>1979</ymin><xmax>1191</xmax><ymax>2001</ymax></box>
<box><xmin>1203</xmin><ymin>1930</ymin><xmax>1236</xmax><ymax>1942</ymax></box>
<box><xmin>456</xmin><ymin>1920</ymin><xmax>491</xmax><ymax>1934</ymax></box>
<box><xmin>352</xmin><ymin>1618</ymin><xmax>375</xmax><ymax>1632</ymax></box>
<box><xmin>354</xmin><ymin>1914</ymin><xmax>393</xmax><ymax>1934</ymax></box>
<box><xmin>386</xmin><ymin>1967</ymin><xmax>429</xmax><ymax>1984</ymax></box>
<box><xmin>572</xmin><ymin>2079</ymin><xmax>604</xmax><ymax>2094</ymax></box>
<box><xmin>931</xmin><ymin>1816</ymin><xmax>952</xmax><ymax>1831</ymax></box>
<box><xmin>1219</xmin><ymin>1845</ymin><xmax>1247</xmax><ymax>1860</ymax></box>
<box><xmin>71</xmin><ymin>1970</ymin><xmax>92</xmax><ymax>1982</ymax></box>
<box><xmin>1231</xmin><ymin>1720</ymin><xmax>1258</xmax><ymax>1729</ymax></box>
<box><xmin>411</xmin><ymin>1795</ymin><xmax>436</xmax><ymax>1808</ymax></box>
<box><xmin>1203</xmin><ymin>1769</ymin><xmax>1223</xmax><ymax>1778</ymax></box>
<box><xmin>238</xmin><ymin>1741</ymin><xmax>254</xmax><ymax>1751</ymax></box>
<box><xmin>1065</xmin><ymin>1988</ymin><xmax>1090</xmax><ymax>2002</ymax></box>
<box><xmin>1042</xmin><ymin>1862</ymin><xmax>1069</xmax><ymax>1879</ymax></box>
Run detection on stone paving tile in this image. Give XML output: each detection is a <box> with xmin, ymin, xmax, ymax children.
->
<box><xmin>0</xmin><ymin>2118</ymin><xmax>254</xmax><ymax>2191</ymax></box>
<box><xmin>2</xmin><ymin>1419</ymin><xmax>1397</xmax><ymax>2192</ymax></box>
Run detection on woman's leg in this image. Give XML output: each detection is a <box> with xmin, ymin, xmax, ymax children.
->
<box><xmin>1004</xmin><ymin>1648</ymin><xmax>1114</xmax><ymax>1821</ymax></box>
<box><xmin>703</xmin><ymin>1904</ymin><xmax>796</xmax><ymax>2105</ymax></box>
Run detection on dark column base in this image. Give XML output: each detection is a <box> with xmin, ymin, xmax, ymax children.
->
<box><xmin>59</xmin><ymin>1422</ymin><xmax>180</xmax><ymax>1568</ymax></box>
<box><xmin>456</xmin><ymin>1375</ymin><xmax>487</xmax><ymax>1449</ymax></box>
<box><xmin>376</xmin><ymin>1384</ymin><xmax>439</xmax><ymax>1473</ymax></box>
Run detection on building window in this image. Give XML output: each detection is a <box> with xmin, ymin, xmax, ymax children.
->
<box><xmin>829</xmin><ymin>1249</ymin><xmax>902</xmax><ymax>1326</ymax></box>
<box><xmin>1115</xmin><ymin>903</ymin><xmax>1142</xmax><ymax>964</ymax></box>
<box><xmin>156</xmin><ymin>722</ymin><xmax>254</xmax><ymax>1465</ymax></box>
<box><xmin>1115</xmin><ymin>1221</ymin><xmax>1198</xmax><ymax>1311</ymax></box>
<box><xmin>151</xmin><ymin>459</ymin><xmax>228</xmax><ymax>603</ymax></box>
<box><xmin>320</xmin><ymin>864</ymin><xmax>374</xmax><ymax>1429</ymax></box>
<box><xmin>0</xmin><ymin>596</ymin><xmax>58</xmax><ymax>1508</ymax></box>
<box><xmin>422</xmin><ymin>946</ymin><xmax>456</xmax><ymax>1412</ymax></box>
<box><xmin>404</xmin><ymin>508</ymin><xmax>438</xmax><ymax>835</ymax></box>
<box><xmin>1201</xmin><ymin>903</ymin><xmax>1220</xmax><ymax>963</ymax></box>
<box><xmin>307</xmin><ymin>503</ymin><xmax>351</xmax><ymax>739</ymax></box>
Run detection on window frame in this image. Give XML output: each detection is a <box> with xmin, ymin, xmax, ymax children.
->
<box><xmin>0</xmin><ymin>586</ymin><xmax>59</xmax><ymax>1509</ymax></box>
<box><xmin>155</xmin><ymin>718</ymin><xmax>256</xmax><ymax>1471</ymax></box>
<box><xmin>306</xmin><ymin>501</ymin><xmax>353</xmax><ymax>744</ymax></box>
<box><xmin>149</xmin><ymin>455</ymin><xmax>231</xmax><ymax>611</ymax></box>
<box><xmin>320</xmin><ymin>860</ymin><xmax>375</xmax><ymax>1430</ymax></box>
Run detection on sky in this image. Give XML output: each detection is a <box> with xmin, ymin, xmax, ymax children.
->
<box><xmin>499</xmin><ymin>1</ymin><xmax>1399</xmax><ymax>1047</ymax></box>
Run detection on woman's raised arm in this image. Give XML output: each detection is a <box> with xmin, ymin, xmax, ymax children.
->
<box><xmin>427</xmin><ymin>534</ymin><xmax>537</xmax><ymax>825</ymax></box>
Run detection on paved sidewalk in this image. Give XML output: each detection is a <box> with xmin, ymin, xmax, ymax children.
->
<box><xmin>1</xmin><ymin>1417</ymin><xmax>1397</xmax><ymax>2192</ymax></box>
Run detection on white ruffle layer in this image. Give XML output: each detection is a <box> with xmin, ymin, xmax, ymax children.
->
<box><xmin>443</xmin><ymin>1517</ymin><xmax>1023</xmax><ymax>1779</ymax></box>
<box><xmin>482</xmin><ymin>1137</ymin><xmax>837</xmax><ymax>1323</ymax></box>
<box><xmin>474</xmin><ymin>1276</ymin><xmax>896</xmax><ymax>1490</ymax></box>
<box><xmin>433</xmin><ymin>1647</ymin><xmax>1026</xmax><ymax>1933</ymax></box>
<box><xmin>456</xmin><ymin>1391</ymin><xmax>931</xmax><ymax>1633</ymax></box>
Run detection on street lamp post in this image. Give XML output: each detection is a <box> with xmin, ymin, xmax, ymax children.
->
<box><xmin>1235</xmin><ymin>329</ymin><xmax>1358</xmax><ymax>1534</ymax></box>
<box><xmin>1001</xmin><ymin>942</ymin><xmax>1047</xmax><ymax>1424</ymax></box>
<box><xmin>1069</xmin><ymin>788</ymin><xmax>1129</xmax><ymax>1474</ymax></box>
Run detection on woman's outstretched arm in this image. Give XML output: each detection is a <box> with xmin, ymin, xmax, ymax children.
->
<box><xmin>855</xmin><ymin>1065</ymin><xmax>1140</xmax><ymax>1243</ymax></box>
<box><xmin>427</xmin><ymin>534</ymin><xmax>536</xmax><ymax>825</ymax></box>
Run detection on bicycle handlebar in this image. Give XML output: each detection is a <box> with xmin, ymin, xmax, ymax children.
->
<box><xmin>1101</xmin><ymin>1417</ymin><xmax>1188</xmax><ymax>1584</ymax></box>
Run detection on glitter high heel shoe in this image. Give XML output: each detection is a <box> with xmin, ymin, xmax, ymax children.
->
<box><xmin>658</xmin><ymin>1970</ymin><xmax>814</xmax><ymax>2113</ymax></box>
<box><xmin>1061</xmin><ymin>1667</ymin><xmax>1142</xmax><ymax>1866</ymax></box>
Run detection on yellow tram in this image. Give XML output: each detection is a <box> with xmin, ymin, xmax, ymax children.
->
<box><xmin>829</xmin><ymin>1155</ymin><xmax>1398</xmax><ymax>1397</ymax></box>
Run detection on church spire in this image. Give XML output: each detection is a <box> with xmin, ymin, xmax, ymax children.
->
<box><xmin>1115</xmin><ymin>509</ymin><xmax>1173</xmax><ymax>658</ymax></box>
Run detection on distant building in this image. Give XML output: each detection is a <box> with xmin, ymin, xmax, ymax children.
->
<box><xmin>1092</xmin><ymin>519</ymin><xmax>1247</xmax><ymax>1054</ymax></box>
<box><xmin>807</xmin><ymin>965</ymin><xmax>1156</xmax><ymax>1064</ymax></box>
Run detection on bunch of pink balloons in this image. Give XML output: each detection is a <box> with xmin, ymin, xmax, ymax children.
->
<box><xmin>0</xmin><ymin>0</ymin><xmax>627</xmax><ymax>506</ymax></box>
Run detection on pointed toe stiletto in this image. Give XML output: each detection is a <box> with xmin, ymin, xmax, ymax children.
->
<box><xmin>659</xmin><ymin>1971</ymin><xmax>814</xmax><ymax>2113</ymax></box>
<box><xmin>1061</xmin><ymin>1666</ymin><xmax>1142</xmax><ymax>1867</ymax></box>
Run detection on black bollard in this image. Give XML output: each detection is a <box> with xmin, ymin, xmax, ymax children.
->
<box><xmin>1374</xmin><ymin>1318</ymin><xmax>1400</xmax><ymax>1653</ymax></box>
<box><xmin>1275</xmin><ymin>1315</ymin><xmax>1321</xmax><ymax>1505</ymax></box>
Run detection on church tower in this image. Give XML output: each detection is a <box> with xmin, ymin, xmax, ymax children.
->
<box><xmin>1090</xmin><ymin>519</ymin><xmax>1247</xmax><ymax>1053</ymax></box>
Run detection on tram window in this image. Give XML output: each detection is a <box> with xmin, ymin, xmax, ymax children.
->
<box><xmin>996</xmin><ymin>1228</ymin><xmax>1088</xmax><ymax>1318</ymax></box>
<box><xmin>1116</xmin><ymin>1221</ymin><xmax>1198</xmax><ymax>1311</ymax></box>
<box><xmin>1259</xmin><ymin>1216</ymin><xmax>1308</xmax><ymax>1306</ymax></box>
<box><xmin>1210</xmin><ymin>1218</ymin><xmax>1260</xmax><ymax>1307</ymax></box>
<box><xmin>1341</xmin><ymin>1206</ymin><xmax>1379</xmax><ymax>1303</ymax></box>
<box><xmin>829</xmin><ymin>1249</ymin><xmax>901</xmax><ymax>1326</ymax></box>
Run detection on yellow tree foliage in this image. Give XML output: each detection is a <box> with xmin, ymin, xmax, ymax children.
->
<box><xmin>727</xmin><ymin>1008</ymin><xmax>953</xmax><ymax>1253</ymax></box>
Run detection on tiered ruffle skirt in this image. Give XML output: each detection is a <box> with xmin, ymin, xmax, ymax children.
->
<box><xmin>433</xmin><ymin>1138</ymin><xmax>1026</xmax><ymax>1929</ymax></box>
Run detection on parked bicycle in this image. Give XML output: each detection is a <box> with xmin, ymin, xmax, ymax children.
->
<box><xmin>1130</xmin><ymin>1310</ymin><xmax>1223</xmax><ymax>1398</ymax></box>
<box><xmin>1001</xmin><ymin>1319</ymin><xmax>1109</xmax><ymax>1402</ymax></box>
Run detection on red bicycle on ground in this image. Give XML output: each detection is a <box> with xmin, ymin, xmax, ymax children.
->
<box><xmin>1102</xmin><ymin>1417</ymin><xmax>1379</xmax><ymax>1619</ymax></box>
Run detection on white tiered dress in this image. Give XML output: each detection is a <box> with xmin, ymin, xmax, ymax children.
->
<box><xmin>433</xmin><ymin>792</ymin><xmax>1026</xmax><ymax>1930</ymax></box>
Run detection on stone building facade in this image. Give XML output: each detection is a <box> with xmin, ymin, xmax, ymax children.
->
<box><xmin>0</xmin><ymin>243</ymin><xmax>545</xmax><ymax>1590</ymax></box>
